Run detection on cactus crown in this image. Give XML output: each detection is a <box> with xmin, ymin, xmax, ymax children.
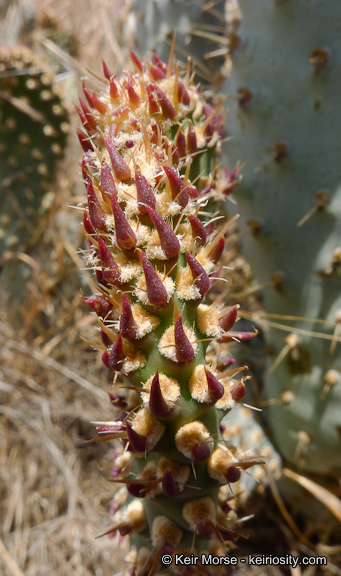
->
<box><xmin>79</xmin><ymin>51</ymin><xmax>259</xmax><ymax>575</ymax></box>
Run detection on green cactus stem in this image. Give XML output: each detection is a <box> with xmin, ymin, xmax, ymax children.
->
<box><xmin>78</xmin><ymin>53</ymin><xmax>260</xmax><ymax>574</ymax></box>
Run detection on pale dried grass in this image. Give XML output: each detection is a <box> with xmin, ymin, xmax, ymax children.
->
<box><xmin>0</xmin><ymin>317</ymin><xmax>131</xmax><ymax>576</ymax></box>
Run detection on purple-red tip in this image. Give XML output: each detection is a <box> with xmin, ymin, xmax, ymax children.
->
<box><xmin>174</xmin><ymin>316</ymin><xmax>195</xmax><ymax>363</ymax></box>
<box><xmin>205</xmin><ymin>369</ymin><xmax>224</xmax><ymax>402</ymax></box>
<box><xmin>149</xmin><ymin>371</ymin><xmax>168</xmax><ymax>417</ymax></box>
<box><xmin>126</xmin><ymin>422</ymin><xmax>146</xmax><ymax>453</ymax></box>
<box><xmin>162</xmin><ymin>469</ymin><xmax>180</xmax><ymax>497</ymax></box>
<box><xmin>108</xmin><ymin>335</ymin><xmax>124</xmax><ymax>372</ymax></box>
<box><xmin>120</xmin><ymin>294</ymin><xmax>137</xmax><ymax>341</ymax></box>
<box><xmin>137</xmin><ymin>251</ymin><xmax>168</xmax><ymax>307</ymax></box>
<box><xmin>145</xmin><ymin>206</ymin><xmax>180</xmax><ymax>259</ymax></box>
<box><xmin>186</xmin><ymin>253</ymin><xmax>210</xmax><ymax>297</ymax></box>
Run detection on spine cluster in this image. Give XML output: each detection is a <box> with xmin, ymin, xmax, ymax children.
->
<box><xmin>78</xmin><ymin>52</ymin><xmax>259</xmax><ymax>575</ymax></box>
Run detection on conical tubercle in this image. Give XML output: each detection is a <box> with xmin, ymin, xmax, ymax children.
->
<box><xmin>174</xmin><ymin>316</ymin><xmax>195</xmax><ymax>363</ymax></box>
<box><xmin>110</xmin><ymin>195</ymin><xmax>136</xmax><ymax>253</ymax></box>
<box><xmin>135</xmin><ymin>169</ymin><xmax>156</xmax><ymax>213</ymax></box>
<box><xmin>137</xmin><ymin>250</ymin><xmax>168</xmax><ymax>307</ymax></box>
<box><xmin>148</xmin><ymin>371</ymin><xmax>169</xmax><ymax>417</ymax></box>
<box><xmin>97</xmin><ymin>236</ymin><xmax>121</xmax><ymax>285</ymax></box>
<box><xmin>186</xmin><ymin>252</ymin><xmax>210</xmax><ymax>297</ymax></box>
<box><xmin>120</xmin><ymin>294</ymin><xmax>137</xmax><ymax>341</ymax></box>
<box><xmin>145</xmin><ymin>206</ymin><xmax>180</xmax><ymax>259</ymax></box>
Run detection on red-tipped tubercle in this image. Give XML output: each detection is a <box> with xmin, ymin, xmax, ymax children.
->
<box><xmin>149</xmin><ymin>84</ymin><xmax>175</xmax><ymax>120</ymax></box>
<box><xmin>187</xmin><ymin>215</ymin><xmax>208</xmax><ymax>246</ymax></box>
<box><xmin>97</xmin><ymin>236</ymin><xmax>121</xmax><ymax>285</ymax></box>
<box><xmin>102</xmin><ymin>60</ymin><xmax>113</xmax><ymax>80</ymax></box>
<box><xmin>108</xmin><ymin>335</ymin><xmax>124</xmax><ymax>371</ymax></box>
<box><xmin>110</xmin><ymin>195</ymin><xmax>136</xmax><ymax>253</ymax></box>
<box><xmin>186</xmin><ymin>253</ymin><xmax>210</xmax><ymax>297</ymax></box>
<box><xmin>219</xmin><ymin>308</ymin><xmax>238</xmax><ymax>333</ymax></box>
<box><xmin>79</xmin><ymin>98</ymin><xmax>98</xmax><ymax>130</ymax></box>
<box><xmin>175</xmin><ymin>130</ymin><xmax>186</xmax><ymax>159</ymax></box>
<box><xmin>76</xmin><ymin>105</ymin><xmax>89</xmax><ymax>131</ymax></box>
<box><xmin>145</xmin><ymin>206</ymin><xmax>180</xmax><ymax>259</ymax></box>
<box><xmin>135</xmin><ymin>170</ymin><xmax>156</xmax><ymax>213</ymax></box>
<box><xmin>82</xmin><ymin>295</ymin><xmax>113</xmax><ymax>317</ymax></box>
<box><xmin>110</xmin><ymin>78</ymin><xmax>119</xmax><ymax>99</ymax></box>
<box><xmin>77</xmin><ymin>129</ymin><xmax>92</xmax><ymax>152</ymax></box>
<box><xmin>101</xmin><ymin>162</ymin><xmax>117</xmax><ymax>196</ymax></box>
<box><xmin>208</xmin><ymin>236</ymin><xmax>225</xmax><ymax>264</ymax></box>
<box><xmin>126</xmin><ymin>422</ymin><xmax>146</xmax><ymax>453</ymax></box>
<box><xmin>205</xmin><ymin>369</ymin><xmax>224</xmax><ymax>402</ymax></box>
<box><xmin>149</xmin><ymin>63</ymin><xmax>166</xmax><ymax>81</ymax></box>
<box><xmin>191</xmin><ymin>443</ymin><xmax>211</xmax><ymax>462</ymax></box>
<box><xmin>130</xmin><ymin>52</ymin><xmax>143</xmax><ymax>73</ymax></box>
<box><xmin>120</xmin><ymin>294</ymin><xmax>137</xmax><ymax>341</ymax></box>
<box><xmin>126</xmin><ymin>74</ymin><xmax>141</xmax><ymax>106</ymax></box>
<box><xmin>103</xmin><ymin>134</ymin><xmax>131</xmax><ymax>182</ymax></box>
<box><xmin>147</xmin><ymin>90</ymin><xmax>159</xmax><ymax>115</ymax></box>
<box><xmin>93</xmin><ymin>91</ymin><xmax>108</xmax><ymax>114</ymax></box>
<box><xmin>87</xmin><ymin>180</ymin><xmax>106</xmax><ymax>230</ymax></box>
<box><xmin>177</xmin><ymin>82</ymin><xmax>190</xmax><ymax>106</ymax></box>
<box><xmin>231</xmin><ymin>381</ymin><xmax>247</xmax><ymax>403</ymax></box>
<box><xmin>149</xmin><ymin>371</ymin><xmax>168</xmax><ymax>417</ymax></box>
<box><xmin>187</xmin><ymin>124</ymin><xmax>197</xmax><ymax>154</ymax></box>
<box><xmin>152</xmin><ymin>53</ymin><xmax>167</xmax><ymax>72</ymax></box>
<box><xmin>137</xmin><ymin>251</ymin><xmax>168</xmax><ymax>306</ymax></box>
<box><xmin>82</xmin><ymin>81</ymin><xmax>93</xmax><ymax>107</ymax></box>
<box><xmin>174</xmin><ymin>316</ymin><xmax>195</xmax><ymax>363</ymax></box>
<box><xmin>83</xmin><ymin>211</ymin><xmax>95</xmax><ymax>236</ymax></box>
<box><xmin>162</xmin><ymin>469</ymin><xmax>180</xmax><ymax>497</ymax></box>
<box><xmin>102</xmin><ymin>350</ymin><xmax>110</xmax><ymax>368</ymax></box>
<box><xmin>163</xmin><ymin>165</ymin><xmax>189</xmax><ymax>208</ymax></box>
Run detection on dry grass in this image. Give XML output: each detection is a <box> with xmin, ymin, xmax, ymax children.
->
<box><xmin>0</xmin><ymin>317</ymin><xmax>134</xmax><ymax>576</ymax></box>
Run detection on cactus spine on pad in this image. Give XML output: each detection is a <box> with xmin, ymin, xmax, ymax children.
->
<box><xmin>224</xmin><ymin>0</ymin><xmax>341</xmax><ymax>474</ymax></box>
<box><xmin>78</xmin><ymin>53</ymin><xmax>260</xmax><ymax>573</ymax></box>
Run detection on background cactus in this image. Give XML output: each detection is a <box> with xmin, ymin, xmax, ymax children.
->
<box><xmin>0</xmin><ymin>45</ymin><xmax>70</xmax><ymax>313</ymax></box>
<box><xmin>223</xmin><ymin>0</ymin><xmax>341</xmax><ymax>477</ymax></box>
<box><xmin>78</xmin><ymin>53</ymin><xmax>263</xmax><ymax>574</ymax></box>
<box><xmin>127</xmin><ymin>0</ymin><xmax>231</xmax><ymax>84</ymax></box>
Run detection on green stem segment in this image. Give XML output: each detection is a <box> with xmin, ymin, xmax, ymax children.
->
<box><xmin>79</xmin><ymin>53</ymin><xmax>258</xmax><ymax>575</ymax></box>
